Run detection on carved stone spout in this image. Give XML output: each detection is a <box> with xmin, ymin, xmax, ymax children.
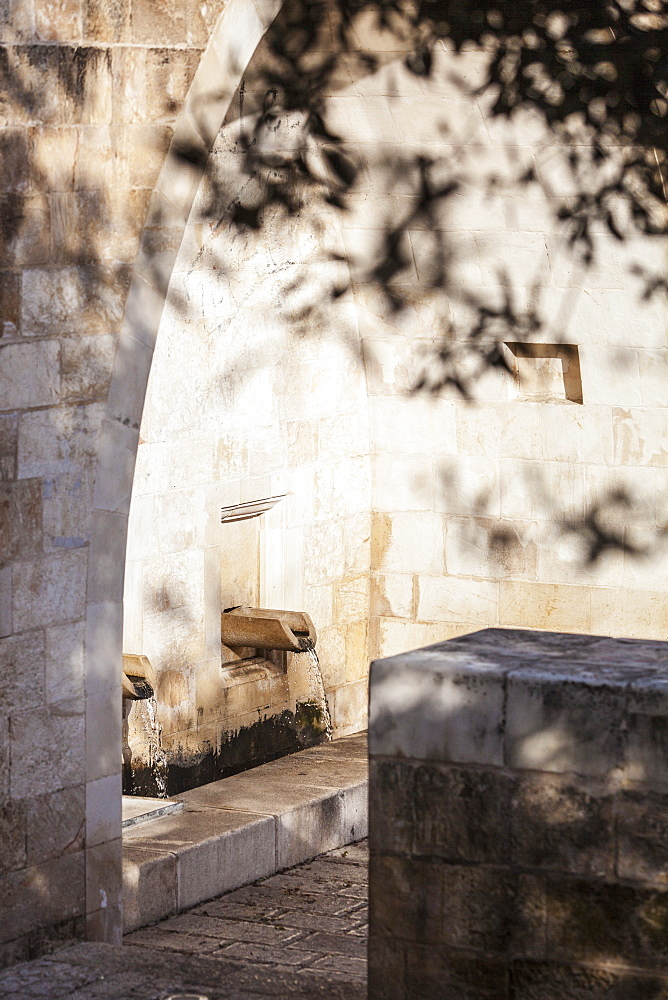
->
<box><xmin>122</xmin><ymin>653</ymin><xmax>156</xmax><ymax>700</ymax></box>
<box><xmin>221</xmin><ymin>607</ymin><xmax>317</xmax><ymax>653</ymax></box>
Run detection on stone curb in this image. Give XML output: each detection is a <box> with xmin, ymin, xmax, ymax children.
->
<box><xmin>122</xmin><ymin>732</ymin><xmax>368</xmax><ymax>933</ymax></box>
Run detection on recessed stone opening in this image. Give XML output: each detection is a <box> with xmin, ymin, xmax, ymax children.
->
<box><xmin>505</xmin><ymin>342</ymin><xmax>583</xmax><ymax>404</ymax></box>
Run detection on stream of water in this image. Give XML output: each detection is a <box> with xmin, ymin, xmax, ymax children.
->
<box><xmin>131</xmin><ymin>696</ymin><xmax>169</xmax><ymax>798</ymax></box>
<box><xmin>296</xmin><ymin>637</ymin><xmax>333</xmax><ymax>740</ymax></box>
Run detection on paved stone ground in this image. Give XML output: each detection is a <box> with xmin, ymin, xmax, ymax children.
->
<box><xmin>0</xmin><ymin>841</ymin><xmax>368</xmax><ymax>1000</ymax></box>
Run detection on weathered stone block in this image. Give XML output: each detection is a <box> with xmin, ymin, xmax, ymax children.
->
<box><xmin>369</xmin><ymin>759</ymin><xmax>414</xmax><ymax>856</ymax></box>
<box><xmin>277</xmin><ymin>788</ymin><xmax>349</xmax><ymax>869</ymax></box>
<box><xmin>0</xmin><ymin>567</ymin><xmax>10</xmax><ymax>638</ymax></box>
<box><xmin>0</xmin><ymin>800</ymin><xmax>27</xmax><ymax>876</ymax></box>
<box><xmin>509</xmin><ymin>959</ymin><xmax>668</xmax><ymax>999</ymax></box>
<box><xmin>0</xmin><ymin>851</ymin><xmax>85</xmax><ymax>940</ymax></box>
<box><xmin>9</xmin><ymin>701</ymin><xmax>85</xmax><ymax>798</ymax></box>
<box><xmin>369</xmin><ymin>630</ymin><xmax>668</xmax><ymax>997</ymax></box>
<box><xmin>0</xmin><ymin>131</ymin><xmax>30</xmax><ymax>193</ymax></box>
<box><xmin>42</xmin><ymin>469</ymin><xmax>93</xmax><ymax>552</ymax></box>
<box><xmin>368</xmin><ymin>934</ymin><xmax>406</xmax><ymax>1000</ymax></box>
<box><xmin>131</xmin><ymin>0</ymin><xmax>208</xmax><ymax>46</ymax></box>
<box><xmin>122</xmin><ymin>845</ymin><xmax>177</xmax><ymax>933</ymax></box>
<box><xmin>125</xmin><ymin>806</ymin><xmax>275</xmax><ymax>911</ymax></box>
<box><xmin>341</xmin><ymin>777</ymin><xmax>368</xmax><ymax>844</ymax></box>
<box><xmin>546</xmin><ymin>876</ymin><xmax>668</xmax><ymax>970</ymax></box>
<box><xmin>369</xmin><ymin>853</ymin><xmax>445</xmax><ymax>946</ymax></box>
<box><xmin>85</xmin><ymin>838</ymin><xmax>122</xmax><ymax>915</ymax></box>
<box><xmin>404</xmin><ymin>945</ymin><xmax>509</xmax><ymax>1000</ymax></box>
<box><xmin>371</xmin><ymin>512</ymin><xmax>445</xmax><ymax>575</ymax></box>
<box><xmin>505</xmin><ymin>672</ymin><xmax>626</xmax><ymax>778</ymax></box>
<box><xmin>0</xmin><ymin>479</ymin><xmax>43</xmax><ymax>564</ymax></box>
<box><xmin>33</xmin><ymin>3</ymin><xmax>81</xmax><ymax>43</ymax></box>
<box><xmin>370</xmin><ymin>646</ymin><xmax>505</xmax><ymax>765</ymax></box>
<box><xmin>1</xmin><ymin>194</ymin><xmax>52</xmax><ymax>269</ymax></box>
<box><xmin>0</xmin><ymin>413</ymin><xmax>17</xmax><ymax>481</ymax></box>
<box><xmin>371</xmin><ymin>573</ymin><xmax>414</xmax><ymax>619</ymax></box>
<box><xmin>0</xmin><ymin>717</ymin><xmax>9</xmax><ymax>803</ymax></box>
<box><xmin>344</xmin><ymin>619</ymin><xmax>370</xmax><ymax>682</ymax></box>
<box><xmin>0</xmin><ymin>629</ymin><xmax>45</xmax><ymax>715</ymax></box>
<box><xmin>60</xmin><ymin>335</ymin><xmax>115</xmax><ymax>404</ymax></box>
<box><xmin>82</xmin><ymin>0</ymin><xmax>131</xmax><ymax>42</ymax></box>
<box><xmin>445</xmin><ymin>515</ymin><xmax>538</xmax><ymax>582</ymax></box>
<box><xmin>17</xmin><ymin>404</ymin><xmax>103</xmax><ymax>480</ymax></box>
<box><xmin>335</xmin><ymin>575</ymin><xmax>370</xmax><ymax>625</ymax></box>
<box><xmin>45</xmin><ymin>621</ymin><xmax>85</xmax><ymax>704</ymax></box>
<box><xmin>511</xmin><ymin>774</ymin><xmax>615</xmax><ymax>878</ymax></box>
<box><xmin>499</xmin><ymin>580</ymin><xmax>594</xmax><ymax>633</ymax></box>
<box><xmin>26</xmin><ymin>785</ymin><xmax>85</xmax><ymax>865</ymax></box>
<box><xmin>0</xmin><ymin>341</ymin><xmax>60</xmax><ymax>411</ymax></box>
<box><xmin>417</xmin><ymin>574</ymin><xmax>499</xmax><ymax>626</ymax></box>
<box><xmin>371</xmin><ymin>758</ymin><xmax>515</xmax><ymax>864</ymax></box>
<box><xmin>417</xmin><ymin>763</ymin><xmax>514</xmax><ymax>863</ymax></box>
<box><xmin>0</xmin><ymin>269</ymin><xmax>21</xmax><ymax>336</ymax></box>
<box><xmin>332</xmin><ymin>678</ymin><xmax>368</xmax><ymax>734</ymax></box>
<box><xmin>21</xmin><ymin>267</ymin><xmax>83</xmax><ymax>336</ymax></box>
<box><xmin>12</xmin><ymin>550</ymin><xmax>88</xmax><ymax>631</ymax></box>
<box><xmin>85</xmin><ymin>687</ymin><xmax>121</xmax><ymax>781</ymax></box>
<box><xmin>85</xmin><ymin>901</ymin><xmax>122</xmax><ymax>947</ymax></box>
<box><xmin>373</xmin><ymin>617</ymin><xmax>470</xmax><ymax>661</ymax></box>
<box><xmin>625</xmin><ymin>676</ymin><xmax>668</xmax><ymax>788</ymax></box>
<box><xmin>617</xmin><ymin>788</ymin><xmax>668</xmax><ymax>886</ymax></box>
<box><xmin>438</xmin><ymin>866</ymin><xmax>544</xmax><ymax>958</ymax></box>
<box><xmin>85</xmin><ymin>773</ymin><xmax>121</xmax><ymax>849</ymax></box>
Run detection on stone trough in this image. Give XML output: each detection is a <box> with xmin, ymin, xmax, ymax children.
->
<box><xmin>123</xmin><ymin>731</ymin><xmax>368</xmax><ymax>932</ymax></box>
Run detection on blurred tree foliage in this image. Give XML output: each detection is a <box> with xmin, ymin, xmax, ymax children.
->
<box><xmin>203</xmin><ymin>0</ymin><xmax>668</xmax><ymax>396</ymax></box>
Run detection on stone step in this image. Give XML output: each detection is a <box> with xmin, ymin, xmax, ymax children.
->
<box><xmin>122</xmin><ymin>732</ymin><xmax>368</xmax><ymax>933</ymax></box>
<box><xmin>122</xmin><ymin>796</ymin><xmax>184</xmax><ymax>829</ymax></box>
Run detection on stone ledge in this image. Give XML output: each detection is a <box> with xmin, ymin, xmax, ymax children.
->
<box><xmin>122</xmin><ymin>732</ymin><xmax>368</xmax><ymax>932</ymax></box>
<box><xmin>368</xmin><ymin>629</ymin><xmax>668</xmax><ymax>1000</ymax></box>
<box><xmin>370</xmin><ymin>628</ymin><xmax>668</xmax><ymax>782</ymax></box>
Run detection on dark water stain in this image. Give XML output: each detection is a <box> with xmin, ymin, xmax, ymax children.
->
<box><xmin>123</xmin><ymin>701</ymin><xmax>330</xmax><ymax>798</ymax></box>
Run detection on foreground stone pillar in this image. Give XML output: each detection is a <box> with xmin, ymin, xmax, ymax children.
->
<box><xmin>368</xmin><ymin>628</ymin><xmax>668</xmax><ymax>999</ymax></box>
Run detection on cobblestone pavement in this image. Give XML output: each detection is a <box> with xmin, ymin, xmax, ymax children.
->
<box><xmin>0</xmin><ymin>841</ymin><xmax>368</xmax><ymax>1000</ymax></box>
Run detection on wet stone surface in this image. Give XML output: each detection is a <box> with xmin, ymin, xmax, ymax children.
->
<box><xmin>0</xmin><ymin>841</ymin><xmax>368</xmax><ymax>999</ymax></box>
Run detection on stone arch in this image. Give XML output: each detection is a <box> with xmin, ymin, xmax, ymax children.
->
<box><xmin>84</xmin><ymin>0</ymin><xmax>284</xmax><ymax>942</ymax></box>
<box><xmin>82</xmin><ymin>0</ymin><xmax>668</xmax><ymax>942</ymax></box>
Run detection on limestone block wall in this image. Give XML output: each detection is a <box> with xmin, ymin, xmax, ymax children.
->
<box><xmin>0</xmin><ymin>0</ymin><xmax>265</xmax><ymax>966</ymax></box>
<box><xmin>360</xmin><ymin>44</ymin><xmax>668</xmax><ymax>660</ymax></box>
<box><xmin>369</xmin><ymin>628</ymin><xmax>668</xmax><ymax>999</ymax></box>
<box><xmin>123</xmin><ymin>25</ymin><xmax>668</xmax><ymax>792</ymax></box>
<box><xmin>123</xmin><ymin>97</ymin><xmax>372</xmax><ymax>784</ymax></box>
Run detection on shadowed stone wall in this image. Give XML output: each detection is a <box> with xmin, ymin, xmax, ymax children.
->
<box><xmin>0</xmin><ymin>0</ymin><xmax>269</xmax><ymax>965</ymax></box>
<box><xmin>369</xmin><ymin>629</ymin><xmax>668</xmax><ymax>998</ymax></box>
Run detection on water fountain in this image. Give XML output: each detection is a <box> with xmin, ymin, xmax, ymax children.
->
<box><xmin>221</xmin><ymin>606</ymin><xmax>333</xmax><ymax>743</ymax></box>
<box><xmin>122</xmin><ymin>654</ymin><xmax>169</xmax><ymax>799</ymax></box>
<box><xmin>123</xmin><ymin>609</ymin><xmax>332</xmax><ymax>800</ymax></box>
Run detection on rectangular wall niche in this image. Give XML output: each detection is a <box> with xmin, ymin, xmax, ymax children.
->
<box><xmin>219</xmin><ymin>495</ymin><xmax>288</xmax><ymax>614</ymax></box>
<box><xmin>505</xmin><ymin>342</ymin><xmax>583</xmax><ymax>404</ymax></box>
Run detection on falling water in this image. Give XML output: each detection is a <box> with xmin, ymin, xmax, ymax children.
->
<box><xmin>131</xmin><ymin>696</ymin><xmax>169</xmax><ymax>798</ymax></box>
<box><xmin>296</xmin><ymin>637</ymin><xmax>333</xmax><ymax>740</ymax></box>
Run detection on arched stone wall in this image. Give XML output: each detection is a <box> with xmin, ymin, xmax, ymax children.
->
<box><xmin>123</xmin><ymin>1</ymin><xmax>668</xmax><ymax>805</ymax></box>
<box><xmin>3</xmin><ymin>0</ymin><xmax>668</xmax><ymax>966</ymax></box>
<box><xmin>122</xmin><ymin>74</ymin><xmax>372</xmax><ymax>791</ymax></box>
<box><xmin>85</xmin><ymin>0</ymin><xmax>285</xmax><ymax>943</ymax></box>
<box><xmin>0</xmin><ymin>0</ymin><xmax>284</xmax><ymax>961</ymax></box>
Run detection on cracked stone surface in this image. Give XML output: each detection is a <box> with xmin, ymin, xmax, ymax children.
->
<box><xmin>0</xmin><ymin>841</ymin><xmax>368</xmax><ymax>999</ymax></box>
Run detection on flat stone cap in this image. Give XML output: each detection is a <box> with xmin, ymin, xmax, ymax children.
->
<box><xmin>369</xmin><ymin>628</ymin><xmax>668</xmax><ymax>784</ymax></box>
